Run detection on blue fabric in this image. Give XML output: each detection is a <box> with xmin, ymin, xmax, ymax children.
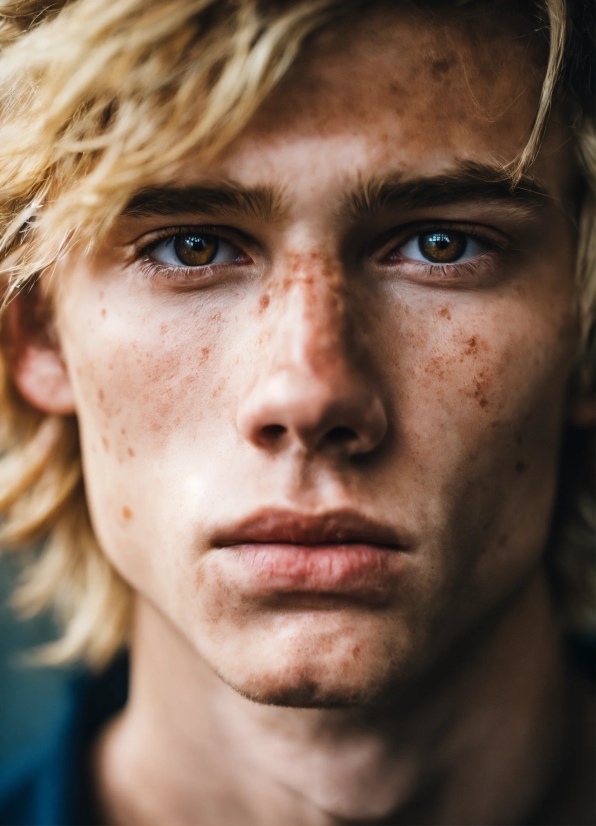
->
<box><xmin>0</xmin><ymin>654</ymin><xmax>128</xmax><ymax>826</ymax></box>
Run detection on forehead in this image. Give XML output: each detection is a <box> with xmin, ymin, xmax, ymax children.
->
<box><xmin>194</xmin><ymin>4</ymin><xmax>570</xmax><ymax>204</ymax></box>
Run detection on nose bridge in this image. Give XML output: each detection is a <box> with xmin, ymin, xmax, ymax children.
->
<box><xmin>272</xmin><ymin>252</ymin><xmax>355</xmax><ymax>379</ymax></box>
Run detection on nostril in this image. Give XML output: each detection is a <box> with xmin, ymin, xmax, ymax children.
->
<box><xmin>261</xmin><ymin>424</ymin><xmax>286</xmax><ymax>441</ymax></box>
<box><xmin>324</xmin><ymin>425</ymin><xmax>358</xmax><ymax>445</ymax></box>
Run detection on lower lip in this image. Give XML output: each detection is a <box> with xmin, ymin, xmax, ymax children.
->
<box><xmin>223</xmin><ymin>543</ymin><xmax>403</xmax><ymax>597</ymax></box>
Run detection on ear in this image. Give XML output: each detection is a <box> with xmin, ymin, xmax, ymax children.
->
<box><xmin>6</xmin><ymin>283</ymin><xmax>76</xmax><ymax>415</ymax></box>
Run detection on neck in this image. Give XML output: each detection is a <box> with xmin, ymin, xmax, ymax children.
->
<box><xmin>96</xmin><ymin>572</ymin><xmax>574</xmax><ymax>826</ymax></box>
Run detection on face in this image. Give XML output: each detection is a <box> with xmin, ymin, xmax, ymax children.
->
<box><xmin>17</xmin><ymin>6</ymin><xmax>579</xmax><ymax>705</ymax></box>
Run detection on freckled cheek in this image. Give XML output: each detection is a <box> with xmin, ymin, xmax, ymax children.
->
<box><xmin>386</xmin><ymin>306</ymin><xmax>566</xmax><ymax>443</ymax></box>
<box><xmin>69</xmin><ymin>327</ymin><xmax>232</xmax><ymax>462</ymax></box>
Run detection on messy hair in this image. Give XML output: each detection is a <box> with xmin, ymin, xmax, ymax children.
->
<box><xmin>0</xmin><ymin>0</ymin><xmax>593</xmax><ymax>668</ymax></box>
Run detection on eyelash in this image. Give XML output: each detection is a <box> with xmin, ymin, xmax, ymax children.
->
<box><xmin>133</xmin><ymin>226</ymin><xmax>249</xmax><ymax>280</ymax></box>
<box><xmin>132</xmin><ymin>224</ymin><xmax>500</xmax><ymax>282</ymax></box>
<box><xmin>380</xmin><ymin>225</ymin><xmax>499</xmax><ymax>280</ymax></box>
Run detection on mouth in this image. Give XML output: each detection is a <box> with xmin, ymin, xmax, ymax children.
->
<box><xmin>211</xmin><ymin>509</ymin><xmax>410</xmax><ymax>600</ymax></box>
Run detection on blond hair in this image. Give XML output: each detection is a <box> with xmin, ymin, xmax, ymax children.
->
<box><xmin>0</xmin><ymin>0</ymin><xmax>593</xmax><ymax>668</ymax></box>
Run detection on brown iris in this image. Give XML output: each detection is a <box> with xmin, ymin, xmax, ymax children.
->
<box><xmin>173</xmin><ymin>233</ymin><xmax>218</xmax><ymax>266</ymax></box>
<box><xmin>418</xmin><ymin>231</ymin><xmax>466</xmax><ymax>263</ymax></box>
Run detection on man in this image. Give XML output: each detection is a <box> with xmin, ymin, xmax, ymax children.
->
<box><xmin>0</xmin><ymin>0</ymin><xmax>593</xmax><ymax>823</ymax></box>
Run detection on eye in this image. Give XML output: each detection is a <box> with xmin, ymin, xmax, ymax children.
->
<box><xmin>398</xmin><ymin>230</ymin><xmax>486</xmax><ymax>264</ymax></box>
<box><xmin>150</xmin><ymin>232</ymin><xmax>241</xmax><ymax>267</ymax></box>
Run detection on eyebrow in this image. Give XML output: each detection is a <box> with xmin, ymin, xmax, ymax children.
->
<box><xmin>343</xmin><ymin>162</ymin><xmax>550</xmax><ymax>219</ymax></box>
<box><xmin>122</xmin><ymin>182</ymin><xmax>288</xmax><ymax>222</ymax></box>
<box><xmin>121</xmin><ymin>162</ymin><xmax>550</xmax><ymax>225</ymax></box>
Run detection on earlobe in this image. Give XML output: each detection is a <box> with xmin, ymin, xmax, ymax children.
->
<box><xmin>6</xmin><ymin>288</ymin><xmax>76</xmax><ymax>415</ymax></box>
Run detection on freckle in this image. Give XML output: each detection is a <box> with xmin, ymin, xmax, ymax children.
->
<box><xmin>101</xmin><ymin>436</ymin><xmax>109</xmax><ymax>451</ymax></box>
<box><xmin>98</xmin><ymin>389</ymin><xmax>104</xmax><ymax>402</ymax></box>
<box><xmin>127</xmin><ymin>446</ymin><xmax>135</xmax><ymax>457</ymax></box>
<box><xmin>431</xmin><ymin>57</ymin><xmax>453</xmax><ymax>77</ymax></box>
<box><xmin>515</xmin><ymin>459</ymin><xmax>528</xmax><ymax>474</ymax></box>
<box><xmin>122</xmin><ymin>506</ymin><xmax>133</xmax><ymax>520</ymax></box>
<box><xmin>120</xmin><ymin>427</ymin><xmax>126</xmax><ymax>435</ymax></box>
<box><xmin>200</xmin><ymin>346</ymin><xmax>211</xmax><ymax>362</ymax></box>
<box><xmin>438</xmin><ymin>306</ymin><xmax>451</xmax><ymax>320</ymax></box>
<box><xmin>160</xmin><ymin>324</ymin><xmax>168</xmax><ymax>334</ymax></box>
<box><xmin>100</xmin><ymin>308</ymin><xmax>107</xmax><ymax>319</ymax></box>
<box><xmin>258</xmin><ymin>293</ymin><xmax>270</xmax><ymax>313</ymax></box>
<box><xmin>478</xmin><ymin>397</ymin><xmax>489</xmax><ymax>408</ymax></box>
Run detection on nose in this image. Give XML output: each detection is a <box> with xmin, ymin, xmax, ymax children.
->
<box><xmin>236</xmin><ymin>260</ymin><xmax>388</xmax><ymax>457</ymax></box>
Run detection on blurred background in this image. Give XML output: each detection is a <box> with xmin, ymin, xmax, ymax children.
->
<box><xmin>0</xmin><ymin>555</ymin><xmax>71</xmax><ymax>771</ymax></box>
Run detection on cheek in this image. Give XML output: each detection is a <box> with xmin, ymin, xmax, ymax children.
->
<box><xmin>390</xmin><ymin>292</ymin><xmax>573</xmax><ymax>448</ymax></box>
<box><xmin>67</xmin><ymin>291</ymin><xmax>233</xmax><ymax>451</ymax></box>
<box><xmin>385</xmin><ymin>289</ymin><xmax>574</xmax><ymax>581</ymax></box>
<box><xmin>58</xmin><ymin>287</ymin><xmax>242</xmax><ymax>580</ymax></box>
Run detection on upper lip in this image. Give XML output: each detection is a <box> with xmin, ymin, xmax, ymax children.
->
<box><xmin>212</xmin><ymin>508</ymin><xmax>409</xmax><ymax>549</ymax></box>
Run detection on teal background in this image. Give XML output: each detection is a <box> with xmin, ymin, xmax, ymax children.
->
<box><xmin>0</xmin><ymin>556</ymin><xmax>70</xmax><ymax>769</ymax></box>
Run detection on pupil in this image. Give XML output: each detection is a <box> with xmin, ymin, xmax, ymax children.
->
<box><xmin>174</xmin><ymin>234</ymin><xmax>217</xmax><ymax>266</ymax></box>
<box><xmin>419</xmin><ymin>231</ymin><xmax>466</xmax><ymax>263</ymax></box>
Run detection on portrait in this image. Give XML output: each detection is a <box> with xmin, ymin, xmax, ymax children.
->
<box><xmin>0</xmin><ymin>1</ymin><xmax>593</xmax><ymax>823</ymax></box>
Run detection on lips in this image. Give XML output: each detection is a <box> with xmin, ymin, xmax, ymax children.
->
<box><xmin>211</xmin><ymin>509</ymin><xmax>409</xmax><ymax>599</ymax></box>
<box><xmin>213</xmin><ymin>508</ymin><xmax>408</xmax><ymax>549</ymax></box>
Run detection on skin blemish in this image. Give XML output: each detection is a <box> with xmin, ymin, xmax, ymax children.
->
<box><xmin>98</xmin><ymin>389</ymin><xmax>105</xmax><ymax>403</ymax></box>
<box><xmin>431</xmin><ymin>57</ymin><xmax>455</xmax><ymax>77</ymax></box>
<box><xmin>100</xmin><ymin>308</ymin><xmax>107</xmax><ymax>319</ymax></box>
<box><xmin>122</xmin><ymin>506</ymin><xmax>133</xmax><ymax>520</ymax></box>
<box><xmin>515</xmin><ymin>459</ymin><xmax>528</xmax><ymax>474</ymax></box>
<box><xmin>101</xmin><ymin>436</ymin><xmax>110</xmax><ymax>451</ymax></box>
<box><xmin>438</xmin><ymin>307</ymin><xmax>451</xmax><ymax>320</ymax></box>
<box><xmin>424</xmin><ymin>356</ymin><xmax>445</xmax><ymax>380</ymax></box>
<box><xmin>127</xmin><ymin>446</ymin><xmax>135</xmax><ymax>457</ymax></box>
<box><xmin>258</xmin><ymin>293</ymin><xmax>271</xmax><ymax>313</ymax></box>
<box><xmin>200</xmin><ymin>346</ymin><xmax>211</xmax><ymax>363</ymax></box>
<box><xmin>472</xmin><ymin>370</ymin><xmax>490</xmax><ymax>409</ymax></box>
<box><xmin>463</xmin><ymin>334</ymin><xmax>489</xmax><ymax>358</ymax></box>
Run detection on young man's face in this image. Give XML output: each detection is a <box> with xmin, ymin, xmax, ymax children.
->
<box><xmin>24</xmin><ymin>6</ymin><xmax>579</xmax><ymax>704</ymax></box>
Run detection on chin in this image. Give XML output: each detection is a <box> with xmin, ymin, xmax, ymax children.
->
<box><xmin>224</xmin><ymin>671</ymin><xmax>386</xmax><ymax>708</ymax></box>
<box><xmin>212</xmin><ymin>637</ymin><xmax>403</xmax><ymax>709</ymax></box>
<box><xmin>194</xmin><ymin>603</ymin><xmax>417</xmax><ymax>708</ymax></box>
